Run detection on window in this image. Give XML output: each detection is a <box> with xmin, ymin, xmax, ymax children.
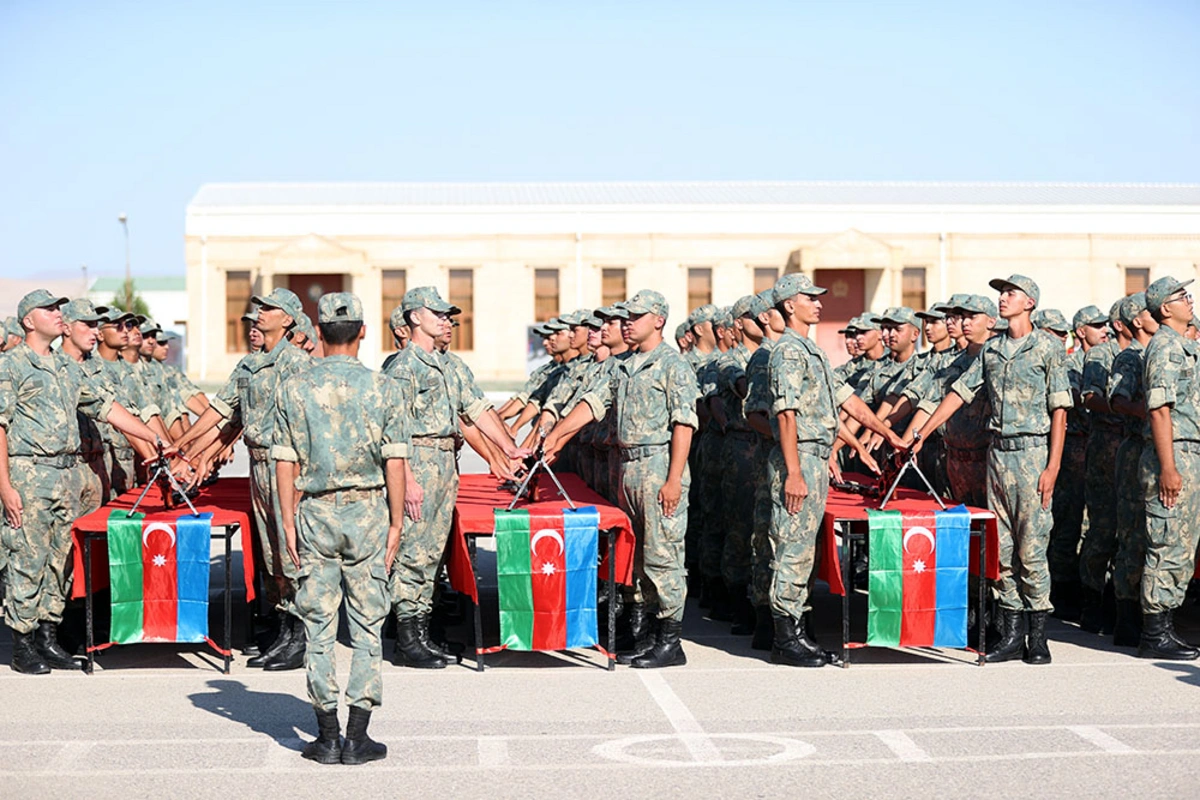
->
<box><xmin>225</xmin><ymin>271</ymin><xmax>252</xmax><ymax>353</ymax></box>
<box><xmin>381</xmin><ymin>269</ymin><xmax>407</xmax><ymax>349</ymax></box>
<box><xmin>687</xmin><ymin>267</ymin><xmax>712</xmax><ymax>310</ymax></box>
<box><xmin>753</xmin><ymin>267</ymin><xmax>779</xmax><ymax>294</ymax></box>
<box><xmin>534</xmin><ymin>268</ymin><xmax>559</xmax><ymax>322</ymax></box>
<box><xmin>602</xmin><ymin>268</ymin><xmax>627</xmax><ymax>307</ymax></box>
<box><xmin>1124</xmin><ymin>267</ymin><xmax>1150</xmax><ymax>296</ymax></box>
<box><xmin>902</xmin><ymin>267</ymin><xmax>927</xmax><ymax>311</ymax></box>
<box><xmin>449</xmin><ymin>269</ymin><xmax>474</xmax><ymax>351</ymax></box>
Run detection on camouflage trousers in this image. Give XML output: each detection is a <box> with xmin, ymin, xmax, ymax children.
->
<box><xmin>696</xmin><ymin>428</ymin><xmax>726</xmax><ymax>580</ymax></box>
<box><xmin>719</xmin><ymin>432</ymin><xmax>758</xmax><ymax>588</ymax></box>
<box><xmin>988</xmin><ymin>443</ymin><xmax>1053</xmax><ymax>612</ymax></box>
<box><xmin>1140</xmin><ymin>445</ymin><xmax>1200</xmax><ymax>613</ymax></box>
<box><xmin>80</xmin><ymin>454</ymin><xmax>105</xmax><ymax>516</ymax></box>
<box><xmin>1047</xmin><ymin>435</ymin><xmax>1087</xmax><ymax>583</ymax></box>
<box><xmin>617</xmin><ymin>446</ymin><xmax>690</xmax><ymax>621</ymax></box>
<box><xmin>105</xmin><ymin>443</ymin><xmax>136</xmax><ymax>498</ymax></box>
<box><xmin>749</xmin><ymin>439</ymin><xmax>774</xmax><ymax>608</ymax></box>
<box><xmin>250</xmin><ymin>458</ymin><xmax>296</xmax><ymax>616</ymax></box>
<box><xmin>1078</xmin><ymin>427</ymin><xmax>1124</xmax><ymax>592</ymax></box>
<box><xmin>1111</xmin><ymin>437</ymin><xmax>1146</xmax><ymax>602</ymax></box>
<box><xmin>1</xmin><ymin>461</ymin><xmax>87</xmax><ymax>634</ymax></box>
<box><xmin>294</xmin><ymin>489</ymin><xmax>389</xmax><ymax>712</ymax></box>
<box><xmin>767</xmin><ymin>444</ymin><xmax>829</xmax><ymax>621</ymax></box>
<box><xmin>946</xmin><ymin>448</ymin><xmax>988</xmax><ymax>508</ymax></box>
<box><xmin>389</xmin><ymin>447</ymin><xmax>458</xmax><ymax>620</ymax></box>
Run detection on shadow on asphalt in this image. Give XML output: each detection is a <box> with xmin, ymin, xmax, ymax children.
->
<box><xmin>188</xmin><ymin>679</ymin><xmax>313</xmax><ymax>746</ymax></box>
<box><xmin>1154</xmin><ymin>662</ymin><xmax>1200</xmax><ymax>688</ymax></box>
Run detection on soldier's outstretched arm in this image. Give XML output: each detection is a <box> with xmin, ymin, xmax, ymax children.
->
<box><xmin>385</xmin><ymin>458</ymin><xmax>407</xmax><ymax>570</ymax></box>
<box><xmin>836</xmin><ymin>424</ymin><xmax>880</xmax><ymax>475</ymax></box>
<box><xmin>909</xmin><ymin>392</ymin><xmax>965</xmax><ymax>453</ymax></box>
<box><xmin>541</xmin><ymin>402</ymin><xmax>596</xmax><ymax>464</ymax></box>
<box><xmin>173</xmin><ymin>405</ymin><xmax>226</xmax><ymax>454</ymax></box>
<box><xmin>840</xmin><ymin>394</ymin><xmax>906</xmax><ymax>451</ymax></box>
<box><xmin>509</xmin><ymin>402</ymin><xmax>542</xmax><ymax>439</ymax></box>
<box><xmin>472</xmin><ymin>407</ymin><xmax>529</xmax><ymax>460</ymax></box>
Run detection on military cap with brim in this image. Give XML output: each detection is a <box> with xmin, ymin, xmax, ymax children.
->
<box><xmin>1034</xmin><ymin>308</ymin><xmax>1071</xmax><ymax>334</ymax></box>
<box><xmin>158</xmin><ymin>330</ymin><xmax>181</xmax><ymax>342</ymax></box>
<box><xmin>17</xmin><ymin>289</ymin><xmax>68</xmax><ymax>321</ymax></box>
<box><xmin>915</xmin><ymin>305</ymin><xmax>946</xmax><ymax>321</ymax></box>
<box><xmin>139</xmin><ymin>316</ymin><xmax>162</xmax><ymax>336</ymax></box>
<box><xmin>992</xmin><ymin>318</ymin><xmax>1009</xmax><ymax>332</ymax></box>
<box><xmin>734</xmin><ymin>293</ymin><xmax>770</xmax><ymax>320</ymax></box>
<box><xmin>542</xmin><ymin>318</ymin><xmax>569</xmax><ymax>332</ymax></box>
<box><xmin>531</xmin><ymin>323</ymin><xmax>552</xmax><ymax>337</ymax></box>
<box><xmin>241</xmin><ymin>308</ymin><xmax>260</xmax><ymax>323</ymax></box>
<box><xmin>1118</xmin><ymin>292</ymin><xmax>1147</xmax><ymax>327</ymax></box>
<box><xmin>252</xmin><ymin>287</ymin><xmax>304</xmax><ymax>320</ymax></box>
<box><xmin>772</xmin><ymin>273</ymin><xmax>827</xmax><ymax>304</ymax></box>
<box><xmin>877</xmin><ymin>306</ymin><xmax>919</xmax><ymax>327</ymax></box>
<box><xmin>3</xmin><ymin>317</ymin><xmax>22</xmax><ymax>339</ymax></box>
<box><xmin>988</xmin><ymin>274</ymin><xmax>1040</xmax><ymax>306</ymax></box>
<box><xmin>689</xmin><ymin>304</ymin><xmax>719</xmax><ymax>326</ymax></box>
<box><xmin>294</xmin><ymin>312</ymin><xmax>317</xmax><ymax>339</ymax></box>
<box><xmin>621</xmin><ymin>290</ymin><xmax>669</xmax><ymax>318</ymax></box>
<box><xmin>1071</xmin><ymin>305</ymin><xmax>1108</xmax><ymax>329</ymax></box>
<box><xmin>850</xmin><ymin>313</ymin><xmax>882</xmax><ymax>332</ymax></box>
<box><xmin>96</xmin><ymin>305</ymin><xmax>136</xmax><ymax>326</ymax></box>
<box><xmin>583</xmin><ymin>314</ymin><xmax>603</xmax><ymax>329</ymax></box>
<box><xmin>61</xmin><ymin>298</ymin><xmax>102</xmax><ymax>324</ymax></box>
<box><xmin>318</xmin><ymin>292</ymin><xmax>364</xmax><ymax>323</ymax></box>
<box><xmin>596</xmin><ymin>304</ymin><xmax>631</xmax><ymax>321</ymax></box>
<box><xmin>560</xmin><ymin>309</ymin><xmax>593</xmax><ymax>327</ymax></box>
<box><xmin>674</xmin><ymin>322</ymin><xmax>689</xmax><ymax>340</ymax></box>
<box><xmin>389</xmin><ymin>305</ymin><xmax>407</xmax><ymax>330</ymax></box>
<box><xmin>954</xmin><ymin>295</ymin><xmax>999</xmax><ymax>317</ymax></box>
<box><xmin>1146</xmin><ymin>276</ymin><xmax>1195</xmax><ymax>311</ymax></box>
<box><xmin>401</xmin><ymin>286</ymin><xmax>454</xmax><ymax>314</ymax></box>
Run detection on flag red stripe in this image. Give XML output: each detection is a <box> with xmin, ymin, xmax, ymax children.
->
<box><xmin>529</xmin><ymin>520</ymin><xmax>567</xmax><ymax>651</ymax></box>
<box><xmin>142</xmin><ymin>526</ymin><xmax>178</xmax><ymax>641</ymax></box>
<box><xmin>899</xmin><ymin>517</ymin><xmax>936</xmax><ymax>646</ymax></box>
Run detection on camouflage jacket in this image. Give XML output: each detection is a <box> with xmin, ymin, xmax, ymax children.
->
<box><xmin>211</xmin><ymin>338</ymin><xmax>312</xmax><ymax>449</ymax></box>
<box><xmin>1082</xmin><ymin>341</ymin><xmax>1123</xmax><ymax>431</ymax></box>
<box><xmin>913</xmin><ymin>347</ymin><xmax>993</xmax><ymax>451</ymax></box>
<box><xmin>1142</xmin><ymin>325</ymin><xmax>1200</xmax><ymax>442</ymax></box>
<box><xmin>384</xmin><ymin>344</ymin><xmax>489</xmax><ymax>439</ymax></box>
<box><xmin>580</xmin><ymin>341</ymin><xmax>699</xmax><ymax>448</ymax></box>
<box><xmin>1108</xmin><ymin>338</ymin><xmax>1147</xmax><ymax>439</ymax></box>
<box><xmin>768</xmin><ymin>328</ymin><xmax>854</xmax><ymax>450</ymax></box>
<box><xmin>715</xmin><ymin>346</ymin><xmax>751</xmax><ymax>433</ymax></box>
<box><xmin>1063</xmin><ymin>347</ymin><xmax>1090</xmax><ymax>436</ymax></box>
<box><xmin>0</xmin><ymin>344</ymin><xmax>114</xmax><ymax>457</ymax></box>
<box><xmin>743</xmin><ymin>339</ymin><xmax>777</xmax><ymax>439</ymax></box>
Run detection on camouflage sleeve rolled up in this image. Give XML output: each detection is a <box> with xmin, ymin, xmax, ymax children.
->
<box><xmin>949</xmin><ymin>346</ymin><xmax>988</xmax><ymax>404</ymax></box>
<box><xmin>577</xmin><ymin>364</ymin><xmax>615</xmax><ymax>423</ymax></box>
<box><xmin>1045</xmin><ymin>344</ymin><xmax>1073</xmax><ymax>413</ymax></box>
<box><xmin>663</xmin><ymin>353</ymin><xmax>701</xmax><ymax>431</ymax></box>
<box><xmin>902</xmin><ymin>360</ymin><xmax>937</xmax><ymax>407</ymax></box>
<box><xmin>210</xmin><ymin>357</ymin><xmax>250</xmax><ymax>425</ymax></box>
<box><xmin>380</xmin><ymin>371</ymin><xmax>410</xmax><ymax>460</ymax></box>
<box><xmin>1144</xmin><ymin>330</ymin><xmax>1189</xmax><ymax>412</ymax></box>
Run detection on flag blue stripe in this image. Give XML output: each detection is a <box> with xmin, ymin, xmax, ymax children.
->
<box><xmin>563</xmin><ymin>506</ymin><xmax>599</xmax><ymax>649</ymax></box>
<box><xmin>933</xmin><ymin>505</ymin><xmax>971</xmax><ymax>648</ymax></box>
<box><xmin>174</xmin><ymin>514</ymin><xmax>212</xmax><ymax>643</ymax></box>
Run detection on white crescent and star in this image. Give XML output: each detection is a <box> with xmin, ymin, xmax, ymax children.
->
<box><xmin>143</xmin><ymin>522</ymin><xmax>177</xmax><ymax>551</ymax></box>
<box><xmin>902</xmin><ymin>526</ymin><xmax>935</xmax><ymax>555</ymax></box>
<box><xmin>531</xmin><ymin>528</ymin><xmax>565</xmax><ymax>576</ymax></box>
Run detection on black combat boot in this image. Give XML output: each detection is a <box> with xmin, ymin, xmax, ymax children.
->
<box><xmin>750</xmin><ymin>606</ymin><xmax>773</xmax><ymax>651</ymax></box>
<box><xmin>770</xmin><ymin>615</ymin><xmax>826</xmax><ymax>667</ymax></box>
<box><xmin>1112</xmin><ymin>600</ymin><xmax>1142</xmax><ymax>648</ymax></box>
<box><xmin>34</xmin><ymin>622</ymin><xmax>80</xmax><ymax>670</ymax></box>
<box><xmin>1050</xmin><ymin>579</ymin><xmax>1082</xmax><ymax>622</ymax></box>
<box><xmin>729</xmin><ymin>586</ymin><xmax>756</xmax><ymax>636</ymax></box>
<box><xmin>1137</xmin><ymin>612</ymin><xmax>1199</xmax><ymax>661</ymax></box>
<box><xmin>1022</xmin><ymin>611</ymin><xmax>1052</xmax><ymax>665</ymax></box>
<box><xmin>1078</xmin><ymin>586</ymin><xmax>1105</xmax><ymax>633</ymax></box>
<box><xmin>1165</xmin><ymin>609</ymin><xmax>1198</xmax><ymax>652</ymax></box>
<box><xmin>301</xmin><ymin>708</ymin><xmax>342</xmax><ymax>764</ymax></box>
<box><xmin>418</xmin><ymin>613</ymin><xmax>461</xmax><ymax>661</ymax></box>
<box><xmin>984</xmin><ymin>608</ymin><xmax>1026</xmax><ymax>663</ymax></box>
<box><xmin>341</xmin><ymin>706</ymin><xmax>387</xmax><ymax>765</ymax></box>
<box><xmin>704</xmin><ymin>580</ymin><xmax>733</xmax><ymax>622</ymax></box>
<box><xmin>630</xmin><ymin>619</ymin><xmax>687</xmax><ymax>669</ymax></box>
<box><xmin>263</xmin><ymin>616</ymin><xmax>306</xmax><ymax>671</ymax></box>
<box><xmin>392</xmin><ymin>615</ymin><xmax>446</xmax><ymax>669</ymax></box>
<box><xmin>247</xmin><ymin>612</ymin><xmax>292</xmax><ymax>668</ymax></box>
<box><xmin>616</xmin><ymin>607</ymin><xmax>656</xmax><ymax>665</ymax></box>
<box><xmin>10</xmin><ymin>629</ymin><xmax>50</xmax><ymax>674</ymax></box>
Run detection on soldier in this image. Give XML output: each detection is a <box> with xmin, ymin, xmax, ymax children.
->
<box><xmin>385</xmin><ymin>287</ymin><xmax>524</xmax><ymax>669</ymax></box>
<box><xmin>911</xmin><ymin>274</ymin><xmax>1071</xmax><ymax>665</ymax></box>
<box><xmin>497</xmin><ymin>322</ymin><xmax>560</xmax><ymax>427</ymax></box>
<box><xmin>272</xmin><ymin>292</ymin><xmax>407</xmax><ymax>765</ymax></box>
<box><xmin>1134</xmin><ymin>277</ymin><xmax>1200</xmax><ymax>660</ymax></box>
<box><xmin>380</xmin><ymin>305</ymin><xmax>411</xmax><ymax>373</ymax></box>
<box><xmin>1</xmin><ymin>290</ymin><xmax>167</xmax><ymax>674</ymax></box>
<box><xmin>2</xmin><ymin>318</ymin><xmax>23</xmax><ymax>352</ymax></box>
<box><xmin>289</xmin><ymin>313</ymin><xmax>319</xmax><ymax>356</ymax></box>
<box><xmin>589</xmin><ymin>306</ymin><xmax>632</xmax><ymax>503</ymax></box>
<box><xmin>544</xmin><ymin>290</ymin><xmax>699</xmax><ymax>668</ymax></box>
<box><xmin>1106</xmin><ymin>292</ymin><xmax>1157</xmax><ymax>647</ymax></box>
<box><xmin>675</xmin><ymin>322</ymin><xmax>693</xmax><ymax>355</ymax></box>
<box><xmin>58</xmin><ymin>299</ymin><xmax>107</xmax><ymax>515</ymax></box>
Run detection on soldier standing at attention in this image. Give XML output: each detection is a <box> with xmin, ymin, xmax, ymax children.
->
<box><xmin>1134</xmin><ymin>277</ymin><xmax>1200</xmax><ymax>660</ymax></box>
<box><xmin>911</xmin><ymin>275</ymin><xmax>1071</xmax><ymax>665</ymax></box>
<box><xmin>58</xmin><ymin>299</ymin><xmax>107</xmax><ymax>514</ymax></box>
<box><xmin>273</xmin><ymin>292</ymin><xmax>408</xmax><ymax>765</ymax></box>
<box><xmin>544</xmin><ymin>290</ymin><xmax>699</xmax><ymax>668</ymax></box>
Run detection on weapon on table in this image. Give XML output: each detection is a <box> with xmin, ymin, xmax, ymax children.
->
<box><xmin>504</xmin><ymin>447</ymin><xmax>576</xmax><ymax>511</ymax></box>
<box><xmin>877</xmin><ymin>432</ymin><xmax>946</xmax><ymax>510</ymax></box>
<box><xmin>129</xmin><ymin>440</ymin><xmax>200</xmax><ymax>516</ymax></box>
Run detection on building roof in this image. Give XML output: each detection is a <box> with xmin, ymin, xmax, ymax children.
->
<box><xmin>190</xmin><ymin>181</ymin><xmax>1200</xmax><ymax>209</ymax></box>
<box><xmin>89</xmin><ymin>275</ymin><xmax>186</xmax><ymax>293</ymax></box>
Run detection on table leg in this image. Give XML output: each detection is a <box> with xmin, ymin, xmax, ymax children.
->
<box><xmin>84</xmin><ymin>535</ymin><xmax>94</xmax><ymax>675</ymax></box>
<box><xmin>977</xmin><ymin>525</ymin><xmax>987</xmax><ymax>666</ymax></box>
<box><xmin>224</xmin><ymin>525</ymin><xmax>234</xmax><ymax>674</ymax></box>
<box><xmin>841</xmin><ymin>525</ymin><xmax>851</xmax><ymax>668</ymax></box>
<box><xmin>469</xmin><ymin>536</ymin><xmax>484</xmax><ymax>672</ymax></box>
<box><xmin>606</xmin><ymin>528</ymin><xmax>616</xmax><ymax>671</ymax></box>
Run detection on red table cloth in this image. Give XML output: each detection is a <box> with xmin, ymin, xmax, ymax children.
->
<box><xmin>71</xmin><ymin>478</ymin><xmax>256</xmax><ymax>601</ymax></box>
<box><xmin>448</xmin><ymin>473</ymin><xmax>636</xmax><ymax>603</ymax></box>
<box><xmin>819</xmin><ymin>482</ymin><xmax>1000</xmax><ymax>596</ymax></box>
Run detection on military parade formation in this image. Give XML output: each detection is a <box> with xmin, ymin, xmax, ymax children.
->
<box><xmin>1</xmin><ymin>271</ymin><xmax>1199</xmax><ymax>765</ymax></box>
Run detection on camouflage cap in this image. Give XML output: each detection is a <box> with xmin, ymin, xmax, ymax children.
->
<box><xmin>241</xmin><ymin>307</ymin><xmax>260</xmax><ymax>323</ymax></box>
<box><xmin>3</xmin><ymin>317</ymin><xmax>21</xmax><ymax>338</ymax></box>
<box><xmin>849</xmin><ymin>313</ymin><xmax>882</xmax><ymax>332</ymax></box>
<box><xmin>317</xmin><ymin>292</ymin><xmax>364</xmax><ymax>323</ymax></box>
<box><xmin>542</xmin><ymin>318</ymin><xmax>569</xmax><ymax>332</ymax></box>
<box><xmin>755</xmin><ymin>289</ymin><xmax>777</xmax><ymax>312</ymax></box>
<box><xmin>621</xmin><ymin>290</ymin><xmax>669</xmax><ymax>318</ymax></box>
<box><xmin>689</xmin><ymin>304</ymin><xmax>719</xmax><ymax>326</ymax></box>
<box><xmin>294</xmin><ymin>312</ymin><xmax>317</xmax><ymax>340</ymax></box>
<box><xmin>772</xmin><ymin>273</ymin><xmax>827</xmax><ymax>304</ymax></box>
<box><xmin>1146</xmin><ymin>276</ymin><xmax>1195</xmax><ymax>311</ymax></box>
<box><xmin>713</xmin><ymin>306</ymin><xmax>734</xmax><ymax>329</ymax></box>
<box><xmin>583</xmin><ymin>313</ymin><xmax>603</xmax><ymax>329</ymax></box>
<box><xmin>1033</xmin><ymin>308</ymin><xmax>1071</xmax><ymax>334</ymax></box>
<box><xmin>955</xmin><ymin>294</ymin><xmax>999</xmax><ymax>317</ymax></box>
<box><xmin>1118</xmin><ymin>292</ymin><xmax>1147</xmax><ymax>327</ymax></box>
<box><xmin>401</xmin><ymin>286</ymin><xmax>454</xmax><ymax>314</ymax></box>
<box><xmin>733</xmin><ymin>293</ymin><xmax>770</xmax><ymax>320</ymax></box>
<box><xmin>988</xmin><ymin>274</ymin><xmax>1040</xmax><ymax>306</ymax></box>
<box><xmin>877</xmin><ymin>306</ymin><xmax>919</xmax><ymax>327</ymax></box>
<box><xmin>139</xmin><ymin>316</ymin><xmax>162</xmax><ymax>337</ymax></box>
<box><xmin>16</xmin><ymin>289</ymin><xmax>68</xmax><ymax>321</ymax></box>
<box><xmin>915</xmin><ymin>304</ymin><xmax>946</xmax><ymax>321</ymax></box>
<box><xmin>61</xmin><ymin>298</ymin><xmax>102</xmax><ymax>324</ymax></box>
<box><xmin>96</xmin><ymin>305</ymin><xmax>136</xmax><ymax>325</ymax></box>
<box><xmin>1071</xmin><ymin>305</ymin><xmax>1108</xmax><ymax>329</ymax></box>
<box><xmin>531</xmin><ymin>323</ymin><xmax>551</xmax><ymax>337</ymax></box>
<box><xmin>252</xmin><ymin>287</ymin><xmax>304</xmax><ymax>320</ymax></box>
<box><xmin>674</xmin><ymin>322</ymin><xmax>690</xmax><ymax>340</ymax></box>
<box><xmin>1108</xmin><ymin>299</ymin><xmax>1124</xmax><ymax>326</ymax></box>
<box><xmin>158</xmin><ymin>330</ymin><xmax>180</xmax><ymax>342</ymax></box>
<box><xmin>389</xmin><ymin>304</ymin><xmax>407</xmax><ymax>330</ymax></box>
<box><xmin>934</xmin><ymin>294</ymin><xmax>969</xmax><ymax>313</ymax></box>
<box><xmin>595</xmin><ymin>304</ymin><xmax>630</xmax><ymax>321</ymax></box>
<box><xmin>992</xmin><ymin>317</ymin><xmax>1009</xmax><ymax>332</ymax></box>
<box><xmin>560</xmin><ymin>309</ymin><xmax>593</xmax><ymax>327</ymax></box>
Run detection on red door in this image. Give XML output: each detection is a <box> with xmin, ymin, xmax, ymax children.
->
<box><xmin>814</xmin><ymin>269</ymin><xmax>864</xmax><ymax>367</ymax></box>
<box><xmin>285</xmin><ymin>274</ymin><xmax>345</xmax><ymax>325</ymax></box>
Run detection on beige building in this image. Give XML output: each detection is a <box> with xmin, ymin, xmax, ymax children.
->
<box><xmin>185</xmin><ymin>182</ymin><xmax>1200</xmax><ymax>381</ymax></box>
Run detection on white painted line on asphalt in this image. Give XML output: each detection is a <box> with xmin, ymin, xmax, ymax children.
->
<box><xmin>477</xmin><ymin>737</ymin><xmax>511</xmax><ymax>767</ymax></box>
<box><xmin>636</xmin><ymin>672</ymin><xmax>723</xmax><ymax>763</ymax></box>
<box><xmin>1066</xmin><ymin>726</ymin><xmax>1137</xmax><ymax>754</ymax></box>
<box><xmin>264</xmin><ymin>738</ymin><xmax>305</xmax><ymax>769</ymax></box>
<box><xmin>47</xmin><ymin>741</ymin><xmax>94</xmax><ymax>771</ymax></box>
<box><xmin>872</xmin><ymin>730</ymin><xmax>931</xmax><ymax>762</ymax></box>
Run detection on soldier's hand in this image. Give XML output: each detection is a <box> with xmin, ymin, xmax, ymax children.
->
<box><xmin>864</xmin><ymin>432</ymin><xmax>883</xmax><ymax>453</ymax></box>
<box><xmin>885</xmin><ymin>429</ymin><xmax>907</xmax><ymax>452</ymax></box>
<box><xmin>860</xmin><ymin>450</ymin><xmax>882</xmax><ymax>475</ymax></box>
<box><xmin>489</xmin><ymin>457</ymin><xmax>519</xmax><ymax>482</ymax></box>
<box><xmin>1160</xmin><ymin>467</ymin><xmax>1184</xmax><ymax>509</ymax></box>
<box><xmin>658</xmin><ymin>477</ymin><xmax>683</xmax><ymax>517</ymax></box>
<box><xmin>828</xmin><ymin>455</ymin><xmax>844</xmax><ymax>485</ymax></box>
<box><xmin>385</xmin><ymin>525</ymin><xmax>402</xmax><ymax>571</ymax></box>
<box><xmin>284</xmin><ymin>526</ymin><xmax>300</xmax><ymax>569</ymax></box>
<box><xmin>784</xmin><ymin>471</ymin><xmax>808</xmax><ymax>515</ymax></box>
<box><xmin>405</xmin><ymin>479</ymin><xmax>424</xmax><ymax>521</ymax></box>
<box><xmin>1037</xmin><ymin>467</ymin><xmax>1059</xmax><ymax>510</ymax></box>
<box><xmin>0</xmin><ymin>484</ymin><xmax>23</xmax><ymax>529</ymax></box>
<box><xmin>541</xmin><ymin>436</ymin><xmax>562</xmax><ymax>465</ymax></box>
<box><xmin>909</xmin><ymin>435</ymin><xmax>925</xmax><ymax>456</ymax></box>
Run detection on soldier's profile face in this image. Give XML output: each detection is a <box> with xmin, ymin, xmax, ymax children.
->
<box><xmin>620</xmin><ymin>312</ymin><xmax>657</xmax><ymax>345</ymax></box>
<box><xmin>100</xmin><ymin>322</ymin><xmax>128</xmax><ymax>347</ymax></box>
<box><xmin>68</xmin><ymin>320</ymin><xmax>98</xmax><ymax>351</ymax></box>
<box><xmin>855</xmin><ymin>329</ymin><xmax>879</xmax><ymax>350</ymax></box>
<box><xmin>961</xmin><ymin>313</ymin><xmax>992</xmax><ymax>342</ymax></box>
<box><xmin>601</xmin><ymin>319</ymin><xmax>623</xmax><ymax>348</ymax></box>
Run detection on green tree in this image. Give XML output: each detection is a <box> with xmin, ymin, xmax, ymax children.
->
<box><xmin>109</xmin><ymin>279</ymin><xmax>151</xmax><ymax>317</ymax></box>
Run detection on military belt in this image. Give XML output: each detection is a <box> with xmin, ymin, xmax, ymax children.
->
<box><xmin>412</xmin><ymin>436</ymin><xmax>456</xmax><ymax>451</ymax></box>
<box><xmin>305</xmin><ymin>487</ymin><xmax>384</xmax><ymax>505</ymax></box>
<box><xmin>991</xmin><ymin>434</ymin><xmax>1047</xmax><ymax>452</ymax></box>
<box><xmin>10</xmin><ymin>454</ymin><xmax>78</xmax><ymax>468</ymax></box>
<box><xmin>1175</xmin><ymin>440</ymin><xmax>1200</xmax><ymax>455</ymax></box>
<box><xmin>246</xmin><ymin>446</ymin><xmax>271</xmax><ymax>462</ymax></box>
<box><xmin>619</xmin><ymin>443</ymin><xmax>669</xmax><ymax>462</ymax></box>
<box><xmin>946</xmin><ymin>447</ymin><xmax>988</xmax><ymax>464</ymax></box>
<box><xmin>795</xmin><ymin>442</ymin><xmax>832</xmax><ymax>460</ymax></box>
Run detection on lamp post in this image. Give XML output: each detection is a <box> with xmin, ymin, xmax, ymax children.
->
<box><xmin>118</xmin><ymin>212</ymin><xmax>132</xmax><ymax>311</ymax></box>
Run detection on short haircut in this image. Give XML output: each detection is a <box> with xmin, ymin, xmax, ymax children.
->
<box><xmin>319</xmin><ymin>320</ymin><xmax>361</xmax><ymax>345</ymax></box>
<box><xmin>1151</xmin><ymin>306</ymin><xmax>1168</xmax><ymax>324</ymax></box>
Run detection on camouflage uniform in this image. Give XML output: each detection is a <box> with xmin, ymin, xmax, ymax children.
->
<box><xmin>1139</xmin><ymin>325</ymin><xmax>1200</xmax><ymax>614</ymax></box>
<box><xmin>743</xmin><ymin>339</ymin><xmax>776</xmax><ymax>608</ymax></box>
<box><xmin>1048</xmin><ymin>347</ymin><xmax>1089</xmax><ymax>584</ymax></box>
<box><xmin>694</xmin><ymin>351</ymin><xmax>726</xmax><ymax>583</ymax></box>
<box><xmin>950</xmin><ymin>331</ymin><xmax>1073</xmax><ymax>611</ymax></box>
<box><xmin>1107</xmin><ymin>339</ymin><xmax>1147</xmax><ymax>602</ymax></box>
<box><xmin>579</xmin><ymin>341</ymin><xmax>700</xmax><ymax>621</ymax></box>
<box><xmin>1078</xmin><ymin>341</ymin><xmax>1125</xmax><ymax>592</ymax></box>
<box><xmin>94</xmin><ymin>357</ymin><xmax>160</xmax><ymax>496</ymax></box>
<box><xmin>716</xmin><ymin>346</ymin><xmax>757</xmax><ymax>589</ymax></box>
<box><xmin>63</xmin><ymin>356</ymin><xmax>108</xmax><ymax>513</ymax></box>
<box><xmin>0</xmin><ymin>345</ymin><xmax>114</xmax><ymax>634</ymax></box>
<box><xmin>211</xmin><ymin>338</ymin><xmax>312</xmax><ymax>614</ymax></box>
<box><xmin>272</xmin><ymin>353</ymin><xmax>409</xmax><ymax>711</ymax></box>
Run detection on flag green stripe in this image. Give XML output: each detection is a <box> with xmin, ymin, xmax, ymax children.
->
<box><xmin>866</xmin><ymin>510</ymin><xmax>902</xmax><ymax>647</ymax></box>
<box><xmin>107</xmin><ymin>510</ymin><xmax>145</xmax><ymax>644</ymax></box>
<box><xmin>494</xmin><ymin>510</ymin><xmax>534</xmax><ymax>650</ymax></box>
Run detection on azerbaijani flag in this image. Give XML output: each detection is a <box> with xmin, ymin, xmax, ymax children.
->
<box><xmin>866</xmin><ymin>505</ymin><xmax>970</xmax><ymax>648</ymax></box>
<box><xmin>107</xmin><ymin>510</ymin><xmax>213</xmax><ymax>644</ymax></box>
<box><xmin>494</xmin><ymin>506</ymin><xmax>600</xmax><ymax>651</ymax></box>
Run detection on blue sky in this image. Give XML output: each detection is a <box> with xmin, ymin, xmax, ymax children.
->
<box><xmin>1</xmin><ymin>1</ymin><xmax>1197</xmax><ymax>281</ymax></box>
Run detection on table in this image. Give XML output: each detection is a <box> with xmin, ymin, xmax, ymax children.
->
<box><xmin>70</xmin><ymin>478</ymin><xmax>255</xmax><ymax>674</ymax></box>
<box><xmin>448</xmin><ymin>473</ymin><xmax>636</xmax><ymax>671</ymax></box>
<box><xmin>819</xmin><ymin>481</ymin><xmax>999</xmax><ymax>666</ymax></box>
